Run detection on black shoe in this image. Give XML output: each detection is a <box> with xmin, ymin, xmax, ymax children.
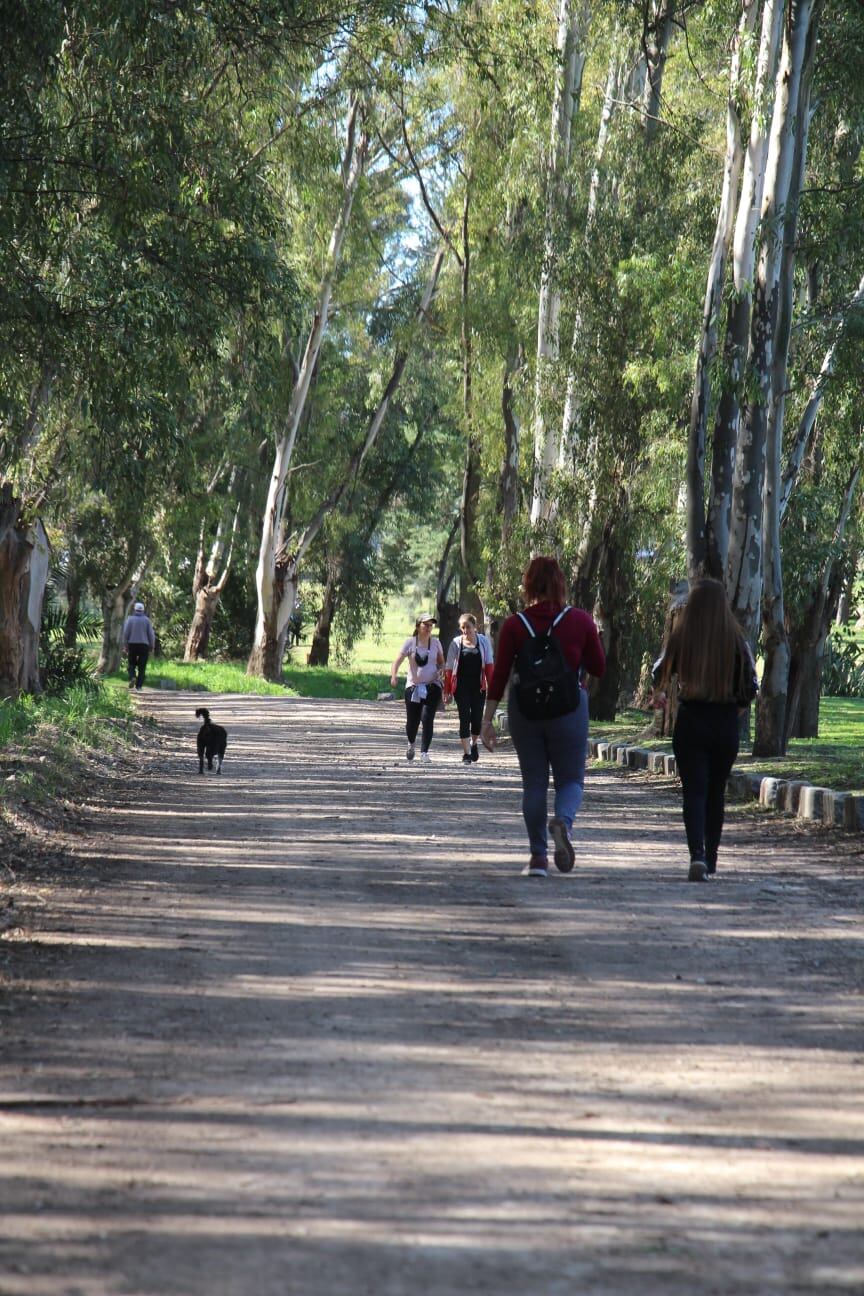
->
<box><xmin>462</xmin><ymin>753</ymin><xmax>472</xmax><ymax>765</ymax></box>
<box><xmin>470</xmin><ymin>742</ymin><xmax>479</xmax><ymax>762</ymax></box>
<box><xmin>688</xmin><ymin>859</ymin><xmax>709</xmax><ymax>882</ymax></box>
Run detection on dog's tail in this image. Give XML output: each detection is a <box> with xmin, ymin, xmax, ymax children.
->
<box><xmin>195</xmin><ymin>707</ymin><xmax>211</xmax><ymax>722</ymax></box>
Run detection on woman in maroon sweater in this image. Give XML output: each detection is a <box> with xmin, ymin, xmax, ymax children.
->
<box><xmin>481</xmin><ymin>556</ymin><xmax>606</xmax><ymax>877</ymax></box>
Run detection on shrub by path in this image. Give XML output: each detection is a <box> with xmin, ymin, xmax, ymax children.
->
<box><xmin>0</xmin><ymin>692</ymin><xmax>862</xmax><ymax>1295</ymax></box>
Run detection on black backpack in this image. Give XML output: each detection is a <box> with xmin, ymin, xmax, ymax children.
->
<box><xmin>513</xmin><ymin>607</ymin><xmax>581</xmax><ymax>720</ymax></box>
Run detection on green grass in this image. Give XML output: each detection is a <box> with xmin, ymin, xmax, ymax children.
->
<box><xmin>0</xmin><ymin>684</ymin><xmax>137</xmax><ymax>808</ymax></box>
<box><xmin>0</xmin><ymin>684</ymin><xmax>131</xmax><ymax>749</ymax></box>
<box><xmin>126</xmin><ymin>658</ymin><xmax>289</xmax><ymax>696</ymax></box>
<box><xmin>132</xmin><ymin>598</ymin><xmax>421</xmax><ymax>701</ymax></box>
<box><xmin>106</xmin><ymin>655</ymin><xmax>391</xmax><ymax>702</ymax></box>
<box><xmin>346</xmin><ymin>599</ymin><xmax>417</xmax><ymax>674</ymax></box>
<box><xmin>590</xmin><ymin>696</ymin><xmax>864</xmax><ymax>794</ymax></box>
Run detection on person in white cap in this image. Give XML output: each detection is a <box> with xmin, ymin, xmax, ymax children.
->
<box><xmin>390</xmin><ymin>613</ymin><xmax>445</xmax><ymax>764</ymax></box>
<box><xmin>122</xmin><ymin>600</ymin><xmax>156</xmax><ymax>691</ymax></box>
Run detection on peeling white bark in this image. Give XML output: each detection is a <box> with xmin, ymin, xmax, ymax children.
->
<box><xmin>686</xmin><ymin>0</ymin><xmax>757</xmax><ymax>577</ymax></box>
<box><xmin>530</xmin><ymin>0</ymin><xmax>587</xmax><ymax>526</ymax></box>
<box><xmin>250</xmin><ymin>94</ymin><xmax>367</xmax><ymax>678</ymax></box>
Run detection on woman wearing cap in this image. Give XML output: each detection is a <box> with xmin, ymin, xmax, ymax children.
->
<box><xmin>391</xmin><ymin>614</ymin><xmax>446</xmax><ymax>765</ymax></box>
<box><xmin>444</xmin><ymin>613</ymin><xmax>494</xmax><ymax>765</ymax></box>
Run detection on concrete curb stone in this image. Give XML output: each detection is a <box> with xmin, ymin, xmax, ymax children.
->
<box><xmin>589</xmin><ymin>738</ymin><xmax>860</xmax><ymax>835</ymax></box>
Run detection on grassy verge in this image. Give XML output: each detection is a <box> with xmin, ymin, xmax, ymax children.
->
<box><xmin>0</xmin><ymin>683</ymin><xmax>138</xmax><ymax>811</ymax></box>
<box><xmin>590</xmin><ymin>697</ymin><xmax>864</xmax><ymax>794</ymax></box>
<box><xmin>106</xmin><ymin>656</ymin><xmax>390</xmax><ymax>702</ymax></box>
<box><xmin>0</xmin><ymin>684</ymin><xmax>132</xmax><ymax>751</ymax></box>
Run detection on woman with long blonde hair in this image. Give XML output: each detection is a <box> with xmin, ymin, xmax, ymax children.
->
<box><xmin>654</xmin><ymin>578</ymin><xmax>758</xmax><ymax>881</ymax></box>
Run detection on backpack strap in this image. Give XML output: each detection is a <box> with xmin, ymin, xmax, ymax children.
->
<box><xmin>518</xmin><ymin>606</ymin><xmax>571</xmax><ymax>636</ymax></box>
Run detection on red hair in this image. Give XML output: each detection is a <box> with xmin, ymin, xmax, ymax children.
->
<box><xmin>522</xmin><ymin>555</ymin><xmax>567</xmax><ymax>606</ymax></box>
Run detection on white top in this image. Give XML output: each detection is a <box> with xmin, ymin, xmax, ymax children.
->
<box><xmin>400</xmin><ymin>636</ymin><xmax>443</xmax><ymax>687</ymax></box>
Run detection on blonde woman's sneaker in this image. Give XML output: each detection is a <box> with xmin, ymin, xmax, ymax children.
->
<box><xmin>522</xmin><ymin>856</ymin><xmax>548</xmax><ymax>878</ymax></box>
<box><xmin>406</xmin><ymin>744</ymin><xmax>416</xmax><ymax>761</ymax></box>
<box><xmin>420</xmin><ymin>750</ymin><xmax>431</xmax><ymax>766</ymax></box>
<box><xmin>688</xmin><ymin>858</ymin><xmax>709</xmax><ymax>882</ymax></box>
<box><xmin>548</xmin><ymin>817</ymin><xmax>575</xmax><ymax>873</ymax></box>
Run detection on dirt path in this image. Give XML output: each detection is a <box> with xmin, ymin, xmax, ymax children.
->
<box><xmin>1</xmin><ymin>692</ymin><xmax>862</xmax><ymax>1295</ymax></box>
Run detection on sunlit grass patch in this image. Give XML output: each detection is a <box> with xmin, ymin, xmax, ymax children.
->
<box><xmin>124</xmin><ymin>658</ymin><xmax>289</xmax><ymax>696</ymax></box>
<box><xmin>106</xmin><ymin>656</ymin><xmax>389</xmax><ymax>701</ymax></box>
<box><xmin>590</xmin><ymin>697</ymin><xmax>864</xmax><ymax>793</ymax></box>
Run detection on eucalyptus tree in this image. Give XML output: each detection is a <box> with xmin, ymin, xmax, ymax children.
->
<box><xmin>530</xmin><ymin>1</ymin><xmax>725</xmax><ymax>710</ymax></box>
<box><xmin>0</xmin><ymin>1</ymin><xmax>308</xmax><ymax>693</ymax></box>
<box><xmin>304</xmin><ymin>372</ymin><xmax>455</xmax><ymax>666</ymax></box>
<box><xmin>530</xmin><ymin>0</ymin><xmax>589</xmax><ymax>526</ymax></box>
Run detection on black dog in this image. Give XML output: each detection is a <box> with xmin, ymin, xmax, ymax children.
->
<box><xmin>195</xmin><ymin>708</ymin><xmax>227</xmax><ymax>774</ymax></box>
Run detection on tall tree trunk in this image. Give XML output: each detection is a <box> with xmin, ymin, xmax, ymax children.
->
<box><xmin>307</xmin><ymin>562</ymin><xmax>339</xmax><ymax>667</ymax></box>
<box><xmin>96</xmin><ymin>551</ymin><xmax>148</xmax><ymax>676</ymax></box>
<box><xmin>499</xmin><ymin>345</ymin><xmax>523</xmax><ymax>546</ymax></box>
<box><xmin>185</xmin><ymin>489</ymin><xmax>240</xmax><ymax>662</ymax></box>
<box><xmin>728</xmin><ymin>0</ymin><xmax>813</xmax><ymax>649</ymax></box>
<box><xmin>436</xmin><ymin>514</ymin><xmax>462</xmax><ymax>649</ymax></box>
<box><xmin>249</xmin><ymin>94</ymin><xmax>367</xmax><ymax>680</ymax></box>
<box><xmin>63</xmin><ymin>566</ymin><xmax>82</xmax><ymax>649</ymax></box>
<box><xmin>98</xmin><ymin>588</ymin><xmax>131</xmax><ymax>678</ymax></box>
<box><xmin>530</xmin><ymin>0</ymin><xmax>587</xmax><ymax>525</ymax></box>
<box><xmin>588</xmin><ymin>510</ymin><xmax>626</xmax><ymax>721</ymax></box>
<box><xmin>459</xmin><ymin>179</ymin><xmax>482</xmax><ymax>603</ymax></box>
<box><xmin>785</xmin><ymin>465</ymin><xmax>860</xmax><ymax>740</ymax></box>
<box><xmin>560</xmin><ymin>46</ymin><xmax>622</xmax><ymax>471</ymax></box>
<box><xmin>250</xmin><ymin>241</ymin><xmax>445</xmax><ymax>680</ymax></box>
<box><xmin>686</xmin><ymin>0</ymin><xmax>756</xmax><ymax>576</ymax></box>
<box><xmin>752</xmin><ymin>0</ymin><xmax>821</xmax><ymax>754</ymax></box>
<box><xmin>640</xmin><ymin>0</ymin><xmax>676</xmax><ymax>144</ymax></box>
<box><xmin>707</xmin><ymin>0</ymin><xmax>784</xmax><ymax>579</ymax></box>
<box><xmin>0</xmin><ymin>486</ymin><xmax>49</xmax><ymax>698</ymax></box>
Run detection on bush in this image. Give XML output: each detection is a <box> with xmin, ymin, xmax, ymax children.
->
<box><xmin>822</xmin><ymin>627</ymin><xmax>864</xmax><ymax>698</ymax></box>
<box><xmin>38</xmin><ymin>580</ymin><xmax>101</xmax><ymax>696</ymax></box>
<box><xmin>39</xmin><ymin>641</ymin><xmax>100</xmax><ymax>696</ymax></box>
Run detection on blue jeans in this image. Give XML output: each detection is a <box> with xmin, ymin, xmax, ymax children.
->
<box><xmin>507</xmin><ymin>688</ymin><xmax>589</xmax><ymax>857</ymax></box>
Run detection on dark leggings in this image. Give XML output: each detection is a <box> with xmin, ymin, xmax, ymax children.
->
<box><xmin>127</xmin><ymin>645</ymin><xmax>150</xmax><ymax>687</ymax></box>
<box><xmin>455</xmin><ymin>684</ymin><xmax>484</xmax><ymax>739</ymax></box>
<box><xmin>672</xmin><ymin>701</ymin><xmax>739</xmax><ymax>866</ymax></box>
<box><xmin>404</xmin><ymin>683</ymin><xmax>443</xmax><ymax>752</ymax></box>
